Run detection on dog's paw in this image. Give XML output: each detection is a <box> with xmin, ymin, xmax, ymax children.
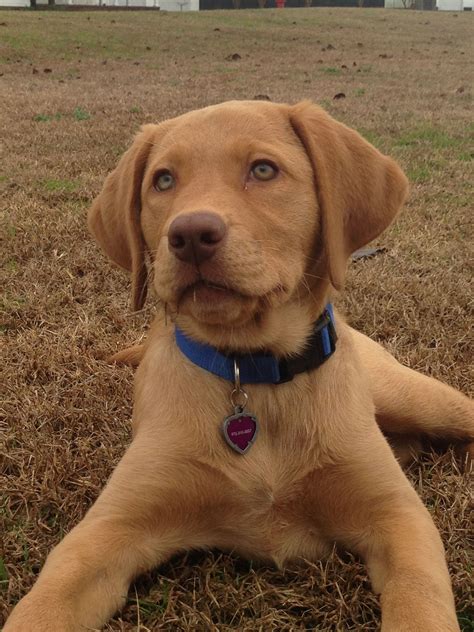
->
<box><xmin>4</xmin><ymin>595</ymin><xmax>77</xmax><ymax>632</ymax></box>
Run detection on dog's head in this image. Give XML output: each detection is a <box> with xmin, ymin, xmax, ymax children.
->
<box><xmin>88</xmin><ymin>101</ymin><xmax>408</xmax><ymax>352</ymax></box>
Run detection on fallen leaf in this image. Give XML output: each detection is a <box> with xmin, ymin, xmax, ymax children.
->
<box><xmin>333</xmin><ymin>92</ymin><xmax>346</xmax><ymax>100</ymax></box>
<box><xmin>351</xmin><ymin>247</ymin><xmax>387</xmax><ymax>261</ymax></box>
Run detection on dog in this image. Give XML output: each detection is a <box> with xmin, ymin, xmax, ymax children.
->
<box><xmin>5</xmin><ymin>100</ymin><xmax>473</xmax><ymax>632</ymax></box>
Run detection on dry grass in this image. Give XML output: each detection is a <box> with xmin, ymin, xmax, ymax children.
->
<box><xmin>1</xmin><ymin>7</ymin><xmax>473</xmax><ymax>630</ymax></box>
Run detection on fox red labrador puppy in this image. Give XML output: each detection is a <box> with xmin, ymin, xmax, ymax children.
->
<box><xmin>6</xmin><ymin>100</ymin><xmax>473</xmax><ymax>631</ymax></box>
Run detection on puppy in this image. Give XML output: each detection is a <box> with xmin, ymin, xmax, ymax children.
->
<box><xmin>6</xmin><ymin>100</ymin><xmax>473</xmax><ymax>632</ymax></box>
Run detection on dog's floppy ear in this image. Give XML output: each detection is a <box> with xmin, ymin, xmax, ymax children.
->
<box><xmin>289</xmin><ymin>101</ymin><xmax>409</xmax><ymax>290</ymax></box>
<box><xmin>87</xmin><ymin>124</ymin><xmax>157</xmax><ymax>311</ymax></box>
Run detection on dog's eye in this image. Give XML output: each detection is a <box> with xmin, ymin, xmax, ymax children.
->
<box><xmin>154</xmin><ymin>170</ymin><xmax>175</xmax><ymax>192</ymax></box>
<box><xmin>250</xmin><ymin>161</ymin><xmax>278</xmax><ymax>181</ymax></box>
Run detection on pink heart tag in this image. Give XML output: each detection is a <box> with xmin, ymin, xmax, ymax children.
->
<box><xmin>222</xmin><ymin>412</ymin><xmax>258</xmax><ymax>454</ymax></box>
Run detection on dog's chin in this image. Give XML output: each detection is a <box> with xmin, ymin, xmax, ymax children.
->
<box><xmin>177</xmin><ymin>282</ymin><xmax>259</xmax><ymax>326</ymax></box>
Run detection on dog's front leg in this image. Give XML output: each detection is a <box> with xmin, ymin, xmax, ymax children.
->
<box><xmin>5</xmin><ymin>439</ymin><xmax>227</xmax><ymax>632</ymax></box>
<box><xmin>310</xmin><ymin>432</ymin><xmax>459</xmax><ymax>632</ymax></box>
<box><xmin>367</xmin><ymin>509</ymin><xmax>459</xmax><ymax>632</ymax></box>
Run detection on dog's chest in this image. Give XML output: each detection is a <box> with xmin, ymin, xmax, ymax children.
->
<box><xmin>139</xmin><ymin>339</ymin><xmax>355</xmax><ymax>563</ymax></box>
<box><xmin>217</xmin><ymin>452</ymin><xmax>332</xmax><ymax>566</ymax></box>
<box><xmin>194</xmin><ymin>371</ymin><xmax>348</xmax><ymax>564</ymax></box>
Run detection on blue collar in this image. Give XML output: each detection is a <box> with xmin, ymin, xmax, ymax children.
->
<box><xmin>175</xmin><ymin>304</ymin><xmax>337</xmax><ymax>385</ymax></box>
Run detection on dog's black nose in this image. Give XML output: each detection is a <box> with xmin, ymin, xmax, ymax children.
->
<box><xmin>168</xmin><ymin>212</ymin><xmax>227</xmax><ymax>264</ymax></box>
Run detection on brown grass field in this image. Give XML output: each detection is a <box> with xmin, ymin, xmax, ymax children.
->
<box><xmin>1</xmin><ymin>7</ymin><xmax>473</xmax><ymax>630</ymax></box>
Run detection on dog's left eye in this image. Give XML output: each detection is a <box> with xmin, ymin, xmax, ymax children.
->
<box><xmin>250</xmin><ymin>161</ymin><xmax>278</xmax><ymax>181</ymax></box>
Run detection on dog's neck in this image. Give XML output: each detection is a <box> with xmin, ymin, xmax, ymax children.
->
<box><xmin>174</xmin><ymin>288</ymin><xmax>333</xmax><ymax>358</ymax></box>
<box><xmin>175</xmin><ymin>304</ymin><xmax>336</xmax><ymax>385</ymax></box>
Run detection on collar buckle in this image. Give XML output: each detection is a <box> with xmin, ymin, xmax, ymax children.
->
<box><xmin>275</xmin><ymin>307</ymin><xmax>337</xmax><ymax>384</ymax></box>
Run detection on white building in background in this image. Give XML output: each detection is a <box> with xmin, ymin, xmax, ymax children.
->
<box><xmin>0</xmin><ymin>0</ymin><xmax>469</xmax><ymax>9</ymax></box>
<box><xmin>0</xmin><ymin>0</ymin><xmax>199</xmax><ymax>9</ymax></box>
<box><xmin>1</xmin><ymin>0</ymin><xmax>29</xmax><ymax>5</ymax></box>
<box><xmin>384</xmin><ymin>0</ymin><xmax>412</xmax><ymax>7</ymax></box>
<box><xmin>437</xmin><ymin>0</ymin><xmax>471</xmax><ymax>7</ymax></box>
<box><xmin>385</xmin><ymin>0</ymin><xmax>471</xmax><ymax>6</ymax></box>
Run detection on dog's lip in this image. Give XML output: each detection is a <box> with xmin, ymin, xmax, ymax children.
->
<box><xmin>178</xmin><ymin>279</ymin><xmax>286</xmax><ymax>303</ymax></box>
<box><xmin>180</xmin><ymin>279</ymin><xmax>246</xmax><ymax>300</ymax></box>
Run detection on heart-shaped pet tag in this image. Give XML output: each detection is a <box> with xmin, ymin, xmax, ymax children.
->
<box><xmin>222</xmin><ymin>412</ymin><xmax>258</xmax><ymax>454</ymax></box>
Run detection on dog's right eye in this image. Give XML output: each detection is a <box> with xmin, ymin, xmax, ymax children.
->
<box><xmin>154</xmin><ymin>170</ymin><xmax>175</xmax><ymax>192</ymax></box>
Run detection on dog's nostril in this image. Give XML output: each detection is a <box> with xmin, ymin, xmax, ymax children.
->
<box><xmin>201</xmin><ymin>231</ymin><xmax>220</xmax><ymax>245</ymax></box>
<box><xmin>169</xmin><ymin>234</ymin><xmax>186</xmax><ymax>249</ymax></box>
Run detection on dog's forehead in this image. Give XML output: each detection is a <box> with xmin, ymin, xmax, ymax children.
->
<box><xmin>157</xmin><ymin>101</ymin><xmax>294</xmax><ymax>152</ymax></box>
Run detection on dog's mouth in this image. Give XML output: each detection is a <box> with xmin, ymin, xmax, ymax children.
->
<box><xmin>173</xmin><ymin>278</ymin><xmax>256</xmax><ymax>326</ymax></box>
<box><xmin>179</xmin><ymin>279</ymin><xmax>248</xmax><ymax>306</ymax></box>
<box><xmin>164</xmin><ymin>270</ymin><xmax>292</xmax><ymax>327</ymax></box>
<box><xmin>176</xmin><ymin>278</ymin><xmax>288</xmax><ymax>312</ymax></box>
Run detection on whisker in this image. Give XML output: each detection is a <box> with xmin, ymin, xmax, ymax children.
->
<box><xmin>303</xmin><ymin>271</ymin><xmax>327</xmax><ymax>282</ymax></box>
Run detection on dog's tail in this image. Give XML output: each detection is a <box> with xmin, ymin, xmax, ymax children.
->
<box><xmin>107</xmin><ymin>344</ymin><xmax>145</xmax><ymax>367</ymax></box>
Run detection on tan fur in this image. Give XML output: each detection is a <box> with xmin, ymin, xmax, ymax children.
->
<box><xmin>6</xmin><ymin>100</ymin><xmax>473</xmax><ymax>632</ymax></box>
<box><xmin>107</xmin><ymin>344</ymin><xmax>145</xmax><ymax>367</ymax></box>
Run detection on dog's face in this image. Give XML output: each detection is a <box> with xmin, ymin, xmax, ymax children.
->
<box><xmin>141</xmin><ymin>102</ymin><xmax>317</xmax><ymax>328</ymax></box>
<box><xmin>88</xmin><ymin>101</ymin><xmax>408</xmax><ymax>347</ymax></box>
